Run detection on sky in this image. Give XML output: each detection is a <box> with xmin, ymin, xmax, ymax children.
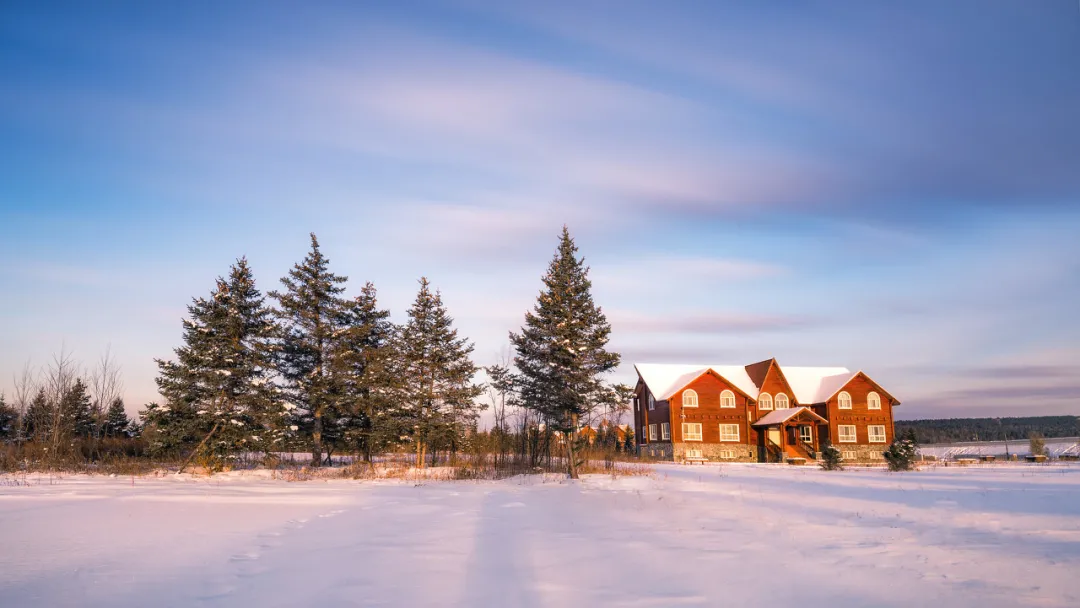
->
<box><xmin>1</xmin><ymin>1</ymin><xmax>1079</xmax><ymax>421</ymax></box>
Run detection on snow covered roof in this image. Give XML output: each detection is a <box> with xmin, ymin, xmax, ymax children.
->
<box><xmin>751</xmin><ymin>407</ymin><xmax>828</xmax><ymax>427</ymax></box>
<box><xmin>778</xmin><ymin>367</ymin><xmax>853</xmax><ymax>404</ymax></box>
<box><xmin>634</xmin><ymin>364</ymin><xmax>759</xmax><ymax>400</ymax></box>
<box><xmin>635</xmin><ymin>362</ymin><xmax>864</xmax><ymax>405</ymax></box>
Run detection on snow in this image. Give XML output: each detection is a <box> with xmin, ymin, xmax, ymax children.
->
<box><xmin>634</xmin><ymin>362</ymin><xmax>861</xmax><ymax>405</ymax></box>
<box><xmin>634</xmin><ymin>363</ymin><xmax>760</xmax><ymax>400</ymax></box>
<box><xmin>2</xmin><ymin>464</ymin><xmax>1079</xmax><ymax>606</ymax></box>
<box><xmin>920</xmin><ymin>438</ymin><xmax>1080</xmax><ymax>459</ymax></box>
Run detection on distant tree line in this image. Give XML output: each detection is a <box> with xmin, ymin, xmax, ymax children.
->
<box><xmin>896</xmin><ymin>416</ymin><xmax>1080</xmax><ymax>444</ymax></box>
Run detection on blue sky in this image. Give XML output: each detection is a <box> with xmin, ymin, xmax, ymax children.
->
<box><xmin>2</xmin><ymin>1</ymin><xmax>1079</xmax><ymax>420</ymax></box>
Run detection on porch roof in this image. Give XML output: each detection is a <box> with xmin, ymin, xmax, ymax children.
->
<box><xmin>752</xmin><ymin>406</ymin><xmax>827</xmax><ymax>427</ymax></box>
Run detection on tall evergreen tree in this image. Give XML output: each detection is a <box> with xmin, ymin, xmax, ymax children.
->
<box><xmin>103</xmin><ymin>398</ymin><xmax>131</xmax><ymax>438</ymax></box>
<box><xmin>333</xmin><ymin>283</ymin><xmax>400</xmax><ymax>462</ymax></box>
<box><xmin>510</xmin><ymin>227</ymin><xmax>622</xmax><ymax>478</ymax></box>
<box><xmin>0</xmin><ymin>394</ymin><xmax>17</xmax><ymax>441</ymax></box>
<box><xmin>156</xmin><ymin>257</ymin><xmax>282</xmax><ymax>466</ymax></box>
<box><xmin>398</xmin><ymin>277</ymin><xmax>483</xmax><ymax>468</ymax></box>
<box><xmin>271</xmin><ymin>233</ymin><xmax>348</xmax><ymax>466</ymax></box>
<box><xmin>60</xmin><ymin>379</ymin><xmax>95</xmax><ymax>439</ymax></box>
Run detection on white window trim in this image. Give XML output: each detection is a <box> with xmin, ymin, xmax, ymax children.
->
<box><xmin>758</xmin><ymin>393</ymin><xmax>773</xmax><ymax>411</ymax></box>
<box><xmin>720</xmin><ymin>390</ymin><xmax>736</xmax><ymax>408</ymax></box>
<box><xmin>799</xmin><ymin>425</ymin><xmax>813</xmax><ymax>443</ymax></box>
<box><xmin>838</xmin><ymin>424</ymin><xmax>857</xmax><ymax>443</ymax></box>
<box><xmin>868</xmin><ymin>425</ymin><xmax>887</xmax><ymax>443</ymax></box>
<box><xmin>682</xmin><ymin>389</ymin><xmax>698</xmax><ymax>408</ymax></box>
<box><xmin>648</xmin><ymin>424</ymin><xmax>657</xmax><ymax>441</ymax></box>
<box><xmin>660</xmin><ymin>422</ymin><xmax>670</xmax><ymax>440</ymax></box>
<box><xmin>719</xmin><ymin>424</ymin><xmax>739</xmax><ymax>442</ymax></box>
<box><xmin>775</xmin><ymin>393</ymin><xmax>789</xmax><ymax>409</ymax></box>
<box><xmin>838</xmin><ymin>391</ymin><xmax>852</xmax><ymax>410</ymax></box>
<box><xmin>685</xmin><ymin>448</ymin><xmax>703</xmax><ymax>459</ymax></box>
<box><xmin>868</xmin><ymin>391</ymin><xmax>881</xmax><ymax>410</ymax></box>
<box><xmin>683</xmin><ymin>422</ymin><xmax>703</xmax><ymax>442</ymax></box>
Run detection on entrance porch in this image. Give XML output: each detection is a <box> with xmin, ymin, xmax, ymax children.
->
<box><xmin>752</xmin><ymin>407</ymin><xmax>828</xmax><ymax>463</ymax></box>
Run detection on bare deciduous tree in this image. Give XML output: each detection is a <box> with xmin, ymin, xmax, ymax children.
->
<box><xmin>12</xmin><ymin>359</ymin><xmax>39</xmax><ymax>444</ymax></box>
<box><xmin>89</xmin><ymin>346</ymin><xmax>124</xmax><ymax>438</ymax></box>
<box><xmin>43</xmin><ymin>346</ymin><xmax>81</xmax><ymax>452</ymax></box>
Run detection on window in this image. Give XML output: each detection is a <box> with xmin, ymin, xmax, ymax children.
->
<box><xmin>838</xmin><ymin>425</ymin><xmax>857</xmax><ymax>443</ymax></box>
<box><xmin>683</xmin><ymin>422</ymin><xmax>703</xmax><ymax>441</ymax></box>
<box><xmin>660</xmin><ymin>422</ymin><xmax>670</xmax><ymax>440</ymax></box>
<box><xmin>682</xmin><ymin>389</ymin><xmax>698</xmax><ymax>408</ymax></box>
<box><xmin>720</xmin><ymin>390</ymin><xmax>736</xmax><ymax>408</ymax></box>
<box><xmin>838</xmin><ymin>391</ymin><xmax>852</xmax><ymax>409</ymax></box>
<box><xmin>648</xmin><ymin>393</ymin><xmax>655</xmax><ymax>410</ymax></box>
<box><xmin>868</xmin><ymin>392</ymin><xmax>881</xmax><ymax>410</ymax></box>
<box><xmin>685</xmin><ymin>448</ymin><xmax>703</xmax><ymax>459</ymax></box>
<box><xmin>842</xmin><ymin>451</ymin><xmax>856</xmax><ymax>460</ymax></box>
<box><xmin>775</xmin><ymin>393</ymin><xmax>789</xmax><ymax>409</ymax></box>
<box><xmin>868</xmin><ymin>425</ymin><xmax>886</xmax><ymax>443</ymax></box>
<box><xmin>719</xmin><ymin>424</ymin><xmax>739</xmax><ymax>442</ymax></box>
<box><xmin>648</xmin><ymin>424</ymin><xmax>657</xmax><ymax>441</ymax></box>
<box><xmin>719</xmin><ymin>449</ymin><xmax>736</xmax><ymax>459</ymax></box>
<box><xmin>758</xmin><ymin>393</ymin><xmax>773</xmax><ymax>410</ymax></box>
<box><xmin>799</xmin><ymin>425</ymin><xmax>813</xmax><ymax>443</ymax></box>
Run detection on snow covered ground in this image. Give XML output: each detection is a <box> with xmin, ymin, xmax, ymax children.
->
<box><xmin>2</xmin><ymin>463</ymin><xmax>1079</xmax><ymax>607</ymax></box>
<box><xmin>920</xmin><ymin>437</ymin><xmax>1080</xmax><ymax>460</ymax></box>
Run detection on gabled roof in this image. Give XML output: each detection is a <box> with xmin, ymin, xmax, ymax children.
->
<box><xmin>634</xmin><ymin>364</ymin><xmax>759</xmax><ymax>401</ymax></box>
<box><xmin>743</xmin><ymin>359</ymin><xmax>773</xmax><ymax>389</ymax></box>
<box><xmin>775</xmin><ymin>366</ymin><xmax>852</xmax><ymax>404</ymax></box>
<box><xmin>751</xmin><ymin>406</ymin><xmax>828</xmax><ymax>427</ymax></box>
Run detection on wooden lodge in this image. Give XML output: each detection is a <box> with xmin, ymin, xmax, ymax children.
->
<box><xmin>633</xmin><ymin>359</ymin><xmax>899</xmax><ymax>463</ymax></box>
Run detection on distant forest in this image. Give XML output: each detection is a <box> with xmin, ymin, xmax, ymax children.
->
<box><xmin>896</xmin><ymin>416</ymin><xmax>1080</xmax><ymax>445</ymax></box>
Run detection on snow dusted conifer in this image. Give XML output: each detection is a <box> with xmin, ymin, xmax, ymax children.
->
<box><xmin>156</xmin><ymin>257</ymin><xmax>282</xmax><ymax>466</ymax></box>
<box><xmin>103</xmin><ymin>398</ymin><xmax>130</xmax><ymax>438</ymax></box>
<box><xmin>509</xmin><ymin>227</ymin><xmax>621</xmax><ymax>478</ymax></box>
<box><xmin>24</xmin><ymin>388</ymin><xmax>52</xmax><ymax>442</ymax></box>
<box><xmin>333</xmin><ymin>283</ymin><xmax>400</xmax><ymax>462</ymax></box>
<box><xmin>398</xmin><ymin>278</ymin><xmax>483</xmax><ymax>468</ymax></box>
<box><xmin>60</xmin><ymin>379</ymin><xmax>95</xmax><ymax>439</ymax></box>
<box><xmin>0</xmin><ymin>394</ymin><xmax>17</xmax><ymax>441</ymax></box>
<box><xmin>271</xmin><ymin>234</ymin><xmax>348</xmax><ymax>466</ymax></box>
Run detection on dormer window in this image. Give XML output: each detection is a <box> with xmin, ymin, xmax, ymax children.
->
<box><xmin>682</xmin><ymin>389</ymin><xmax>699</xmax><ymax>408</ymax></box>
<box><xmin>838</xmin><ymin>391</ymin><xmax>852</xmax><ymax>409</ymax></box>
<box><xmin>758</xmin><ymin>393</ymin><xmax>773</xmax><ymax>410</ymax></box>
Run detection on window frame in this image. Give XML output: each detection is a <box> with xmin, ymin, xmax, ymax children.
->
<box><xmin>837</xmin><ymin>424</ymin><xmax>857</xmax><ymax>443</ymax></box>
<box><xmin>838</xmin><ymin>391</ymin><xmax>852</xmax><ymax>410</ymax></box>
<box><xmin>683</xmin><ymin>422</ymin><xmax>703</xmax><ymax>442</ymax></box>
<box><xmin>682</xmin><ymin>389</ymin><xmax>699</xmax><ymax>408</ymax></box>
<box><xmin>775</xmin><ymin>393</ymin><xmax>789</xmax><ymax>409</ymax></box>
<box><xmin>660</xmin><ymin>422</ymin><xmax>670</xmax><ymax>440</ymax></box>
<box><xmin>719</xmin><ymin>390</ymin><xmax>736</xmax><ymax>408</ymax></box>
<box><xmin>799</xmin><ymin>425</ymin><xmax>813</xmax><ymax>444</ymax></box>
<box><xmin>867</xmin><ymin>391</ymin><xmax>881</xmax><ymax>410</ymax></box>
<box><xmin>648</xmin><ymin>424</ymin><xmax>657</xmax><ymax>441</ymax></box>
<box><xmin>758</xmin><ymin>393</ymin><xmax>773</xmax><ymax>411</ymax></box>
<box><xmin>868</xmin><ymin>425</ymin><xmax>886</xmax><ymax>443</ymax></box>
<box><xmin>719</xmin><ymin>423</ymin><xmax>739</xmax><ymax>442</ymax></box>
<box><xmin>648</xmin><ymin>393</ymin><xmax>655</xmax><ymax>411</ymax></box>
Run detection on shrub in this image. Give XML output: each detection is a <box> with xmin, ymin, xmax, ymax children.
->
<box><xmin>819</xmin><ymin>443</ymin><xmax>843</xmax><ymax>471</ymax></box>
<box><xmin>1028</xmin><ymin>432</ymin><xmax>1046</xmax><ymax>457</ymax></box>
<box><xmin>883</xmin><ymin>428</ymin><xmax>919</xmax><ymax>471</ymax></box>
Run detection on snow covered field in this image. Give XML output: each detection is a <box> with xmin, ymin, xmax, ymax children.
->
<box><xmin>2</xmin><ymin>464</ymin><xmax>1079</xmax><ymax>607</ymax></box>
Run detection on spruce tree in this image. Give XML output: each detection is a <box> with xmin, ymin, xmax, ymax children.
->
<box><xmin>271</xmin><ymin>233</ymin><xmax>347</xmax><ymax>466</ymax></box>
<box><xmin>25</xmin><ymin>388</ymin><xmax>52</xmax><ymax>442</ymax></box>
<box><xmin>103</xmin><ymin>398</ymin><xmax>131</xmax><ymax>438</ymax></box>
<box><xmin>0</xmin><ymin>394</ymin><xmax>17</xmax><ymax>441</ymax></box>
<box><xmin>333</xmin><ymin>283</ymin><xmax>399</xmax><ymax>462</ymax></box>
<box><xmin>156</xmin><ymin>257</ymin><xmax>282</xmax><ymax>467</ymax></box>
<box><xmin>398</xmin><ymin>277</ymin><xmax>483</xmax><ymax>468</ymax></box>
<box><xmin>509</xmin><ymin>227</ymin><xmax>621</xmax><ymax>478</ymax></box>
<box><xmin>60</xmin><ymin>379</ymin><xmax>95</xmax><ymax>439</ymax></box>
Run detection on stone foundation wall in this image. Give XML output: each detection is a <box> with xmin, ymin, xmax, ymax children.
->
<box><xmin>639</xmin><ymin>443</ymin><xmax>673</xmax><ymax>460</ymax></box>
<box><xmin>675</xmin><ymin>442</ymin><xmax>758</xmax><ymax>462</ymax></box>
<box><xmin>837</xmin><ymin>444</ymin><xmax>888</xmax><ymax>462</ymax></box>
